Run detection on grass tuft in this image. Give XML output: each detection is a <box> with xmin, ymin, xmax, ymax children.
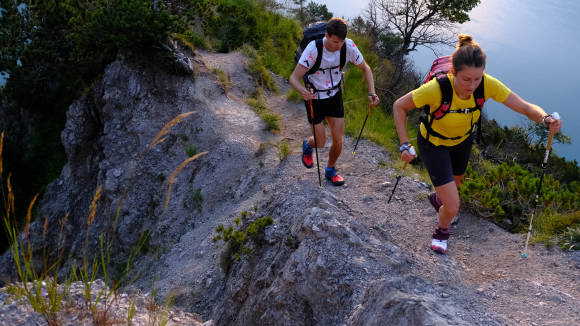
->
<box><xmin>212</xmin><ymin>67</ymin><xmax>230</xmax><ymax>89</ymax></box>
<box><xmin>276</xmin><ymin>141</ymin><xmax>290</xmax><ymax>160</ymax></box>
<box><xmin>247</xmin><ymin>98</ymin><xmax>281</xmax><ymax>132</ymax></box>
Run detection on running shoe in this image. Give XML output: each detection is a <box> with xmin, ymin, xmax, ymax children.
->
<box><xmin>325</xmin><ymin>166</ymin><xmax>345</xmax><ymax>186</ymax></box>
<box><xmin>431</xmin><ymin>227</ymin><xmax>450</xmax><ymax>254</ymax></box>
<box><xmin>302</xmin><ymin>140</ymin><xmax>313</xmax><ymax>168</ymax></box>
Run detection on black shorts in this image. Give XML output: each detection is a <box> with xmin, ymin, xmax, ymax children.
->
<box><xmin>304</xmin><ymin>91</ymin><xmax>344</xmax><ymax>125</ymax></box>
<box><xmin>417</xmin><ymin>133</ymin><xmax>472</xmax><ymax>187</ymax></box>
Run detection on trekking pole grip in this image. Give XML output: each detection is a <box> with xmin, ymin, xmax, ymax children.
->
<box><xmin>542</xmin><ymin>130</ymin><xmax>554</xmax><ymax>168</ymax></box>
<box><xmin>546</xmin><ymin>131</ymin><xmax>554</xmax><ymax>152</ymax></box>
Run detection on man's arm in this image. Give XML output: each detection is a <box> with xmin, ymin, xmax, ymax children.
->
<box><xmin>356</xmin><ymin>60</ymin><xmax>380</xmax><ymax>106</ymax></box>
<box><xmin>289</xmin><ymin>64</ymin><xmax>316</xmax><ymax>101</ymax></box>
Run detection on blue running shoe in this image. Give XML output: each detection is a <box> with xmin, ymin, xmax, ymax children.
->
<box><xmin>302</xmin><ymin>140</ymin><xmax>313</xmax><ymax>168</ymax></box>
<box><xmin>325</xmin><ymin>166</ymin><xmax>344</xmax><ymax>186</ymax></box>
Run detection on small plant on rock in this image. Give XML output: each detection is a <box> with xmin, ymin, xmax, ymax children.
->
<box><xmin>212</xmin><ymin>209</ymin><xmax>274</xmax><ymax>273</ymax></box>
<box><xmin>276</xmin><ymin>141</ymin><xmax>290</xmax><ymax>160</ymax></box>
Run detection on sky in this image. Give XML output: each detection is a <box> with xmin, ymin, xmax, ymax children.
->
<box><xmin>319</xmin><ymin>0</ymin><xmax>369</xmax><ymax>19</ymax></box>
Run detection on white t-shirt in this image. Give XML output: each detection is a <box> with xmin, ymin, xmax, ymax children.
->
<box><xmin>298</xmin><ymin>37</ymin><xmax>364</xmax><ymax>99</ymax></box>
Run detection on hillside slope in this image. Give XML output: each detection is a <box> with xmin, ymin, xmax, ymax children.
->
<box><xmin>1</xmin><ymin>47</ymin><xmax>579</xmax><ymax>325</ymax></box>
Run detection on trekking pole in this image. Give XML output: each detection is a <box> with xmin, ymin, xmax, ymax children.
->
<box><xmin>309</xmin><ymin>99</ymin><xmax>322</xmax><ymax>188</ymax></box>
<box><xmin>522</xmin><ymin>112</ymin><xmax>560</xmax><ymax>258</ymax></box>
<box><xmin>388</xmin><ymin>146</ymin><xmax>416</xmax><ymax>203</ymax></box>
<box><xmin>352</xmin><ymin>103</ymin><xmax>373</xmax><ymax>155</ymax></box>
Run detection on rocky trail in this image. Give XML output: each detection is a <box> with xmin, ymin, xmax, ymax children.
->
<box><xmin>1</xmin><ymin>48</ymin><xmax>579</xmax><ymax>326</ymax></box>
<box><xmin>198</xmin><ymin>50</ymin><xmax>580</xmax><ymax>325</ymax></box>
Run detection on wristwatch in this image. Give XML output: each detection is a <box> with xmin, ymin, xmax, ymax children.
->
<box><xmin>541</xmin><ymin>114</ymin><xmax>551</xmax><ymax>128</ymax></box>
<box><xmin>399</xmin><ymin>142</ymin><xmax>412</xmax><ymax>153</ymax></box>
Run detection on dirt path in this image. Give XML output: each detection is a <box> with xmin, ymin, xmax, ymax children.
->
<box><xmin>198</xmin><ymin>50</ymin><xmax>580</xmax><ymax>325</ymax></box>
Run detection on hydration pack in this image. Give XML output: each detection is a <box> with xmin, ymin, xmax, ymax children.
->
<box><xmin>419</xmin><ymin>55</ymin><xmax>485</xmax><ymax>144</ymax></box>
<box><xmin>294</xmin><ymin>21</ymin><xmax>346</xmax><ymax>94</ymax></box>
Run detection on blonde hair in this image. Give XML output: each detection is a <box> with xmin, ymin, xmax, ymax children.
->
<box><xmin>452</xmin><ymin>33</ymin><xmax>486</xmax><ymax>72</ymax></box>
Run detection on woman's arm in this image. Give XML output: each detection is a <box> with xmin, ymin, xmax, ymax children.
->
<box><xmin>502</xmin><ymin>92</ymin><xmax>562</xmax><ymax>133</ymax></box>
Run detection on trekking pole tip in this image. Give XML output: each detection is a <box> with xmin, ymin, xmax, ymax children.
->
<box><xmin>351</xmin><ymin>151</ymin><xmax>355</xmax><ymax>155</ymax></box>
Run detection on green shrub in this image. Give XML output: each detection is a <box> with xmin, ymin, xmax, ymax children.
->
<box><xmin>561</xmin><ymin>224</ymin><xmax>580</xmax><ymax>250</ymax></box>
<box><xmin>461</xmin><ymin>161</ymin><xmax>580</xmax><ymax>244</ymax></box>
<box><xmin>213</xmin><ymin>212</ymin><xmax>274</xmax><ymax>273</ymax></box>
<box><xmin>186</xmin><ymin>144</ymin><xmax>198</xmax><ymax>157</ymax></box>
<box><xmin>244</xmin><ymin>46</ymin><xmax>279</xmax><ymax>93</ymax></box>
<box><xmin>277</xmin><ymin>141</ymin><xmax>290</xmax><ymax>160</ymax></box>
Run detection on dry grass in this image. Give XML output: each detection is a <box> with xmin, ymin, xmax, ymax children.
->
<box><xmin>147</xmin><ymin>111</ymin><xmax>197</xmax><ymax>151</ymax></box>
<box><xmin>87</xmin><ymin>185</ymin><xmax>103</xmax><ymax>228</ymax></box>
<box><xmin>24</xmin><ymin>193</ymin><xmax>39</xmax><ymax>240</ymax></box>
<box><xmin>164</xmin><ymin>152</ymin><xmax>208</xmax><ymax>210</ymax></box>
<box><xmin>0</xmin><ymin>105</ymin><xmax>209</xmax><ymax>324</ymax></box>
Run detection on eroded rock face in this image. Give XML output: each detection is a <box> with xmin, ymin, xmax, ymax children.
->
<box><xmin>0</xmin><ymin>48</ymin><xmax>516</xmax><ymax>326</ymax></box>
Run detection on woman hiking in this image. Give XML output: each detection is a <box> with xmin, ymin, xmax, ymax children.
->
<box><xmin>393</xmin><ymin>34</ymin><xmax>563</xmax><ymax>254</ymax></box>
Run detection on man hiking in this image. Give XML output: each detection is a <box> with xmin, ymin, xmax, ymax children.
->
<box><xmin>289</xmin><ymin>17</ymin><xmax>380</xmax><ymax>186</ymax></box>
<box><xmin>393</xmin><ymin>34</ymin><xmax>563</xmax><ymax>254</ymax></box>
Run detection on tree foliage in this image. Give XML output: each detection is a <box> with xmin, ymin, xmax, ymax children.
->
<box><xmin>365</xmin><ymin>0</ymin><xmax>480</xmax><ymax>59</ymax></box>
<box><xmin>289</xmin><ymin>0</ymin><xmax>332</xmax><ymax>26</ymax></box>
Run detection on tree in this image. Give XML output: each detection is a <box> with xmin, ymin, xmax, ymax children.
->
<box><xmin>289</xmin><ymin>0</ymin><xmax>332</xmax><ymax>26</ymax></box>
<box><xmin>303</xmin><ymin>1</ymin><xmax>332</xmax><ymax>25</ymax></box>
<box><xmin>0</xmin><ymin>0</ymin><xmax>30</xmax><ymax>79</ymax></box>
<box><xmin>366</xmin><ymin>0</ymin><xmax>480</xmax><ymax>59</ymax></box>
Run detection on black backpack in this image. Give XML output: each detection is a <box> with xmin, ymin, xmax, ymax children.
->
<box><xmin>418</xmin><ymin>55</ymin><xmax>486</xmax><ymax>144</ymax></box>
<box><xmin>294</xmin><ymin>21</ymin><xmax>347</xmax><ymax>93</ymax></box>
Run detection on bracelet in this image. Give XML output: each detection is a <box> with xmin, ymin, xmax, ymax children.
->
<box><xmin>369</xmin><ymin>93</ymin><xmax>376</xmax><ymax>97</ymax></box>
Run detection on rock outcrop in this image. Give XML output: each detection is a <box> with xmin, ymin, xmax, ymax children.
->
<box><xmin>2</xmin><ymin>47</ymin><xmax>579</xmax><ymax>326</ymax></box>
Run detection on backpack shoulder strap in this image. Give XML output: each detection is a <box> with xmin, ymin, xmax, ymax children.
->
<box><xmin>339</xmin><ymin>42</ymin><xmax>347</xmax><ymax>70</ymax></box>
<box><xmin>474</xmin><ymin>75</ymin><xmax>485</xmax><ymax>108</ymax></box>
<box><xmin>309</xmin><ymin>38</ymin><xmax>324</xmax><ymax>75</ymax></box>
<box><xmin>474</xmin><ymin>75</ymin><xmax>486</xmax><ymax>144</ymax></box>
<box><xmin>436</xmin><ymin>76</ymin><xmax>453</xmax><ymax>105</ymax></box>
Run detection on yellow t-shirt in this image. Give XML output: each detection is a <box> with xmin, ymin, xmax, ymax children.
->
<box><xmin>412</xmin><ymin>73</ymin><xmax>511</xmax><ymax>146</ymax></box>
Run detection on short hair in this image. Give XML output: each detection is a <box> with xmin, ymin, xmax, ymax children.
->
<box><xmin>452</xmin><ymin>34</ymin><xmax>486</xmax><ymax>73</ymax></box>
<box><xmin>327</xmin><ymin>17</ymin><xmax>348</xmax><ymax>40</ymax></box>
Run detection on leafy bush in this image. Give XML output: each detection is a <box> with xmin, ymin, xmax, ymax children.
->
<box><xmin>179</xmin><ymin>0</ymin><xmax>300</xmax><ymax>77</ymax></box>
<box><xmin>213</xmin><ymin>211</ymin><xmax>274</xmax><ymax>273</ymax></box>
<box><xmin>461</xmin><ymin>161</ymin><xmax>580</xmax><ymax>243</ymax></box>
<box><xmin>242</xmin><ymin>45</ymin><xmax>279</xmax><ymax>93</ymax></box>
